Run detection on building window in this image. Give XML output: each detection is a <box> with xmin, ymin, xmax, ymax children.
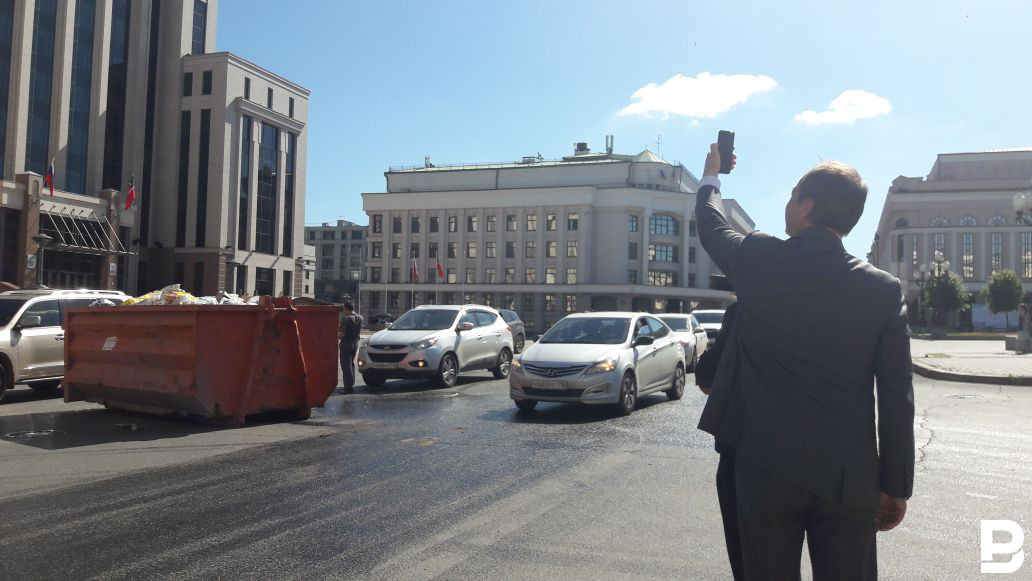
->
<box><xmin>487</xmin><ymin>215</ymin><xmax>497</xmax><ymax>232</ymax></box>
<box><xmin>526</xmin><ymin>241</ymin><xmax>537</xmax><ymax>258</ymax></box>
<box><xmin>962</xmin><ymin>233</ymin><xmax>974</xmax><ymax>279</ymax></box>
<box><xmin>546</xmin><ymin>214</ymin><xmax>558</xmax><ymax>231</ymax></box>
<box><xmin>25</xmin><ymin>0</ymin><xmax>58</xmax><ymax>176</ymax></box>
<box><xmin>447</xmin><ymin>242</ymin><xmax>457</xmax><ymax>259</ymax></box>
<box><xmin>428</xmin><ymin>242</ymin><xmax>438</xmax><ymax>258</ymax></box>
<box><xmin>897</xmin><ymin>234</ymin><xmax>905</xmax><ymax>264</ymax></box>
<box><xmin>392</xmin><ymin>216</ymin><xmax>402</xmax><ymax>234</ymax></box>
<box><xmin>486</xmin><ymin>241</ymin><xmax>497</xmax><ymax>258</ymax></box>
<box><xmin>506</xmin><ymin>215</ymin><xmax>518</xmax><ymax>231</ymax></box>
<box><xmin>429</xmin><ymin>216</ymin><xmax>439</xmax><ymax>232</ymax></box>
<box><xmin>447</xmin><ymin>269</ymin><xmax>457</xmax><ymax>284</ymax></box>
<box><xmin>524</xmin><ymin>294</ymin><xmax>535</xmax><ymax>312</ymax></box>
<box><xmin>282</xmin><ymin>271</ymin><xmax>292</xmax><ymax>297</ymax></box>
<box><xmin>372</xmin><ymin>214</ymin><xmax>383</xmax><ymax>233</ymax></box>
<box><xmin>255</xmin><ymin>267</ymin><xmax>274</xmax><ymax>296</ymax></box>
<box><xmin>567</xmin><ymin>213</ymin><xmax>579</xmax><ymax>231</ymax></box>
<box><xmin>567</xmin><ymin>241</ymin><xmax>578</xmax><ymax>258</ymax></box>
<box><xmin>505</xmin><ymin>268</ymin><xmax>516</xmax><ymax>283</ymax></box>
<box><xmin>485</xmin><ymin>268</ymin><xmax>496</xmax><ymax>283</ymax></box>
<box><xmin>505</xmin><ymin>241</ymin><xmax>516</xmax><ymax>259</ymax></box>
<box><xmin>1022</xmin><ymin>232</ymin><xmax>1032</xmax><ymax>279</ymax></box>
<box><xmin>545</xmin><ymin>295</ymin><xmax>556</xmax><ymax>312</ymax></box>
<box><xmin>321</xmin><ymin>258</ymin><xmax>332</xmax><ymax>269</ymax></box>
<box><xmin>483</xmin><ymin>293</ymin><xmax>494</xmax><ymax>307</ymax></box>
<box><xmin>565</xmin><ymin>295</ymin><xmax>577</xmax><ymax>313</ymax></box>
<box><xmin>467</xmin><ymin>215</ymin><xmax>478</xmax><ymax>232</ymax></box>
<box><xmin>350</xmin><ymin>243</ymin><xmax>362</xmax><ymax>256</ymax></box>
<box><xmin>628</xmin><ymin>242</ymin><xmax>638</xmax><ymax>260</ymax></box>
<box><xmin>195</xmin><ymin>109</ymin><xmax>211</xmax><ymax>247</ymax></box>
<box><xmin>369</xmin><ymin>267</ymin><xmax>381</xmax><ymax>283</ymax></box>
<box><xmin>368</xmin><ymin>292</ymin><xmax>380</xmax><ymax>309</ymax></box>
<box><xmin>931</xmin><ymin>216</ymin><xmax>949</xmax><ymax>227</ymax></box>
<box><xmin>545</xmin><ymin>268</ymin><xmax>557</xmax><ymax>284</ymax></box>
<box><xmin>0</xmin><ymin>1</ymin><xmax>15</xmax><ymax>175</ymax></box>
<box><xmin>175</xmin><ymin>111</ymin><xmax>191</xmax><ymax>247</ymax></box>
<box><xmin>174</xmin><ymin>262</ymin><xmax>185</xmax><ymax>286</ymax></box>
<box><xmin>289</xmin><ymin>97</ymin><xmax>295</xmax><ymax>118</ymax></box>
<box><xmin>202</xmin><ymin>70</ymin><xmax>212</xmax><ymax>94</ymax></box>
<box><xmin>648</xmin><ymin>271</ymin><xmax>677</xmax><ymax>287</ymax></box>
<box><xmin>255</xmin><ymin>122</ymin><xmax>279</xmax><ymax>254</ymax></box>
<box><xmin>629</xmin><ymin>216</ymin><xmax>639</xmax><ymax>232</ymax></box>
<box><xmin>194</xmin><ymin>262</ymin><xmax>205</xmax><ymax>295</ymax></box>
<box><xmin>283</xmin><ymin>132</ymin><xmax>297</xmax><ymax>256</ymax></box>
<box><xmin>546</xmin><ymin>241</ymin><xmax>557</xmax><ymax>258</ymax></box>
<box><xmin>267</xmin><ymin>87</ymin><xmax>273</xmax><ymax>109</ymax></box>
<box><xmin>391</xmin><ymin>243</ymin><xmax>402</xmax><ymax>259</ymax></box>
<box><xmin>688</xmin><ymin>247</ymin><xmax>696</xmax><ymax>264</ymax></box>
<box><xmin>308</xmin><ymin>231</ymin><xmax>315</xmax><ymax>240</ymax></box>
<box><xmin>409</xmin><ymin>216</ymin><xmax>420</xmax><ymax>233</ymax></box>
<box><xmin>370</xmin><ymin>242</ymin><xmax>382</xmax><ymax>258</ymax></box>
<box><xmin>466</xmin><ymin>242</ymin><xmax>478</xmax><ymax>258</ymax></box>
<box><xmin>191</xmin><ymin>0</ymin><xmax>207</xmax><ymax>55</ymax></box>
<box><xmin>101</xmin><ymin>0</ymin><xmax>131</xmax><ymax>189</ymax></box>
<box><xmin>448</xmin><ymin>216</ymin><xmax>458</xmax><ymax>232</ymax></box>
<box><xmin>527</xmin><ymin>215</ymin><xmax>538</xmax><ymax>232</ymax></box>
<box><xmin>244</xmin><ymin>77</ymin><xmax>250</xmax><ymax>99</ymax></box>
<box><xmin>650</xmin><ymin>215</ymin><xmax>678</xmax><ymax>236</ymax></box>
<box><xmin>504</xmin><ymin>294</ymin><xmax>515</xmax><ymax>309</ymax></box>
<box><xmin>959</xmin><ymin>215</ymin><xmax>977</xmax><ymax>227</ymax></box>
<box><xmin>390</xmin><ymin>268</ymin><xmax>400</xmax><ymax>283</ymax></box>
<box><xmin>649</xmin><ymin>244</ymin><xmax>676</xmax><ymax>263</ymax></box>
<box><xmin>389</xmin><ymin>292</ymin><xmax>400</xmax><ymax>309</ymax></box>
<box><xmin>410</xmin><ymin>242</ymin><xmax>419</xmax><ymax>258</ymax></box>
<box><xmin>689</xmin><ymin>219</ymin><xmax>697</xmax><ymax>237</ymax></box>
<box><xmin>322</xmin><ymin>231</ymin><xmax>336</xmax><ymax>240</ymax></box>
<box><xmin>688</xmin><ymin>273</ymin><xmax>696</xmax><ymax>288</ymax></box>
<box><xmin>989</xmin><ymin>215</ymin><xmax>1007</xmax><ymax>226</ymax></box>
<box><xmin>465</xmin><ymin>268</ymin><xmax>476</xmax><ymax>284</ymax></box>
<box><xmin>65</xmin><ymin>0</ymin><xmax>96</xmax><ymax>194</ymax></box>
<box><xmin>566</xmin><ymin>268</ymin><xmax>577</xmax><ymax>284</ymax></box>
<box><xmin>991</xmin><ymin>232</ymin><xmax>1003</xmax><ymax>273</ymax></box>
<box><xmin>912</xmin><ymin>234</ymin><xmax>919</xmax><ymax>272</ymax></box>
<box><xmin>933</xmin><ymin>232</ymin><xmax>945</xmax><ymax>257</ymax></box>
<box><xmin>238</xmin><ymin>115</ymin><xmax>251</xmax><ymax>249</ymax></box>
<box><xmin>525</xmin><ymin>268</ymin><xmax>536</xmax><ymax>284</ymax></box>
<box><xmin>351</xmin><ymin>230</ymin><xmax>363</xmax><ymax>240</ymax></box>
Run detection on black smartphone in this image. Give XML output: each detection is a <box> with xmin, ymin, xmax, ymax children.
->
<box><xmin>718</xmin><ymin>130</ymin><xmax>735</xmax><ymax>174</ymax></box>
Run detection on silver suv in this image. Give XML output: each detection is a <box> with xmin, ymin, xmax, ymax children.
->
<box><xmin>357</xmin><ymin>304</ymin><xmax>514</xmax><ymax>388</ymax></box>
<box><xmin>0</xmin><ymin>289</ymin><xmax>128</xmax><ymax>400</ymax></box>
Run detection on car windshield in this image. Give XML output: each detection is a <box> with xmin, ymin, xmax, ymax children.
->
<box><xmin>0</xmin><ymin>298</ymin><xmax>27</xmax><ymax>326</ymax></box>
<box><xmin>539</xmin><ymin>317</ymin><xmax>630</xmax><ymax>345</ymax></box>
<box><xmin>389</xmin><ymin>309</ymin><xmax>458</xmax><ymax>331</ymax></box>
<box><xmin>659</xmin><ymin>317</ymin><xmax>689</xmax><ymax>331</ymax></box>
<box><xmin>693</xmin><ymin>312</ymin><xmax>725</xmax><ymax>324</ymax></box>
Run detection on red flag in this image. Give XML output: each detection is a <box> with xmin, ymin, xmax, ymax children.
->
<box><xmin>44</xmin><ymin>159</ymin><xmax>55</xmax><ymax>196</ymax></box>
<box><xmin>125</xmin><ymin>173</ymin><xmax>137</xmax><ymax>210</ymax></box>
<box><xmin>411</xmin><ymin>258</ymin><xmax>420</xmax><ymax>282</ymax></box>
<box><xmin>436</xmin><ymin>260</ymin><xmax>445</xmax><ymax>279</ymax></box>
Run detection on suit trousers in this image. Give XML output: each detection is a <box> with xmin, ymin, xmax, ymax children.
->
<box><xmin>734</xmin><ymin>454</ymin><xmax>877</xmax><ymax>581</ymax></box>
<box><xmin>717</xmin><ymin>447</ymin><xmax>744</xmax><ymax>581</ymax></box>
<box><xmin>340</xmin><ymin>346</ymin><xmax>357</xmax><ymax>392</ymax></box>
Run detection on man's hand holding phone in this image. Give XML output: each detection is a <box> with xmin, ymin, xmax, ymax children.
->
<box><xmin>704</xmin><ymin>131</ymin><xmax>737</xmax><ymax>178</ymax></box>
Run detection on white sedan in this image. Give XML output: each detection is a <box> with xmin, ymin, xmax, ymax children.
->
<box><xmin>509</xmin><ymin>312</ymin><xmax>686</xmax><ymax>416</ymax></box>
<box><xmin>658</xmin><ymin>314</ymin><xmax>709</xmax><ymax>371</ymax></box>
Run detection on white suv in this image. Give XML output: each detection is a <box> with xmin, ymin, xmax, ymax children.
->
<box><xmin>357</xmin><ymin>304</ymin><xmax>514</xmax><ymax>388</ymax></box>
<box><xmin>0</xmin><ymin>289</ymin><xmax>128</xmax><ymax>400</ymax></box>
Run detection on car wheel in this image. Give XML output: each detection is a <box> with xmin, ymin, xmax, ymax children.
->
<box><xmin>492</xmin><ymin>348</ymin><xmax>513</xmax><ymax>379</ymax></box>
<box><xmin>29</xmin><ymin>379</ymin><xmax>62</xmax><ymax>392</ymax></box>
<box><xmin>437</xmin><ymin>353</ymin><xmax>459</xmax><ymax>388</ymax></box>
<box><xmin>666</xmin><ymin>364</ymin><xmax>686</xmax><ymax>400</ymax></box>
<box><xmin>613</xmin><ymin>372</ymin><xmax>638</xmax><ymax>416</ymax></box>
<box><xmin>361</xmin><ymin>372</ymin><xmax>386</xmax><ymax>388</ymax></box>
<box><xmin>514</xmin><ymin>334</ymin><xmax>525</xmax><ymax>354</ymax></box>
<box><xmin>514</xmin><ymin>399</ymin><xmax>537</xmax><ymax>412</ymax></box>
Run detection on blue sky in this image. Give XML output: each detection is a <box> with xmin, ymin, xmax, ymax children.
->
<box><xmin>218</xmin><ymin>0</ymin><xmax>1032</xmax><ymax>258</ymax></box>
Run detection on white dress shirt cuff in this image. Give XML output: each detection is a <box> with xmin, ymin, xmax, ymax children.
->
<box><xmin>699</xmin><ymin>176</ymin><xmax>721</xmax><ymax>190</ymax></box>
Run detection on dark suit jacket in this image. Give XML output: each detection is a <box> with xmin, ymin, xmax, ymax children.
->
<box><xmin>695</xmin><ymin>184</ymin><xmax>914</xmax><ymax>507</ymax></box>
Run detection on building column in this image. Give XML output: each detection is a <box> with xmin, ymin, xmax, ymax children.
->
<box><xmin>15</xmin><ymin>173</ymin><xmax>43</xmax><ymax>287</ymax></box>
<box><xmin>98</xmin><ymin>188</ymin><xmax>119</xmax><ymax>290</ymax></box>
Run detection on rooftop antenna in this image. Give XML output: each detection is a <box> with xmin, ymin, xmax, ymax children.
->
<box><xmin>655</xmin><ymin>134</ymin><xmax>662</xmax><ymax>157</ymax></box>
<box><xmin>424</xmin><ymin>155</ymin><xmax>433</xmax><ymax>168</ymax></box>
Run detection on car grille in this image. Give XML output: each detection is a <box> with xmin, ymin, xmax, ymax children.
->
<box><xmin>522</xmin><ymin>363</ymin><xmax>587</xmax><ymax>377</ymax></box>
<box><xmin>368</xmin><ymin>344</ymin><xmax>408</xmax><ymax>350</ymax></box>
<box><xmin>368</xmin><ymin>353</ymin><xmax>406</xmax><ymax>363</ymax></box>
<box><xmin>523</xmin><ymin>388</ymin><xmax>586</xmax><ymax>398</ymax></box>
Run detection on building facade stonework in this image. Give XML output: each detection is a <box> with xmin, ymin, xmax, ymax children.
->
<box><xmin>304</xmin><ymin>220</ymin><xmax>366</xmax><ymax>304</ymax></box>
<box><xmin>361</xmin><ymin>142</ymin><xmax>753</xmax><ymax>331</ymax></box>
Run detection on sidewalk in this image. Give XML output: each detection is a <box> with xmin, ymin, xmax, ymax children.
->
<box><xmin>910</xmin><ymin>338</ymin><xmax>1032</xmax><ymax>386</ymax></box>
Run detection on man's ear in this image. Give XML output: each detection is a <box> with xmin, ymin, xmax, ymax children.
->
<box><xmin>800</xmin><ymin>196</ymin><xmax>816</xmax><ymax>220</ymax></box>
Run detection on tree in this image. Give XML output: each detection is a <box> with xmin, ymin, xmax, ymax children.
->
<box><xmin>924</xmin><ymin>270</ymin><xmax>968</xmax><ymax>329</ymax></box>
<box><xmin>983</xmin><ymin>269</ymin><xmax>1024</xmax><ymax>330</ymax></box>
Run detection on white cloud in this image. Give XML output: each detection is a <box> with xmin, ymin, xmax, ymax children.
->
<box><xmin>794</xmin><ymin>90</ymin><xmax>892</xmax><ymax>125</ymax></box>
<box><xmin>617</xmin><ymin>72</ymin><xmax>777</xmax><ymax>119</ymax></box>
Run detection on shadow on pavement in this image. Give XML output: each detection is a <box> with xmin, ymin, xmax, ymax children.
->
<box><xmin>0</xmin><ymin>385</ymin><xmax>64</xmax><ymax>405</ymax></box>
<box><xmin>480</xmin><ymin>393</ymin><xmax>671</xmax><ymax>425</ymax></box>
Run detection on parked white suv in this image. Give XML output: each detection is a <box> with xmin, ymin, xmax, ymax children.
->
<box><xmin>0</xmin><ymin>289</ymin><xmax>128</xmax><ymax>400</ymax></box>
<box><xmin>357</xmin><ymin>304</ymin><xmax>514</xmax><ymax>388</ymax></box>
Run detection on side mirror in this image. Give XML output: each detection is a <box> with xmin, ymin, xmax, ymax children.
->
<box><xmin>18</xmin><ymin>315</ymin><xmax>41</xmax><ymax>329</ymax></box>
<box><xmin>632</xmin><ymin>335</ymin><xmax>655</xmax><ymax>347</ymax></box>
<box><xmin>457</xmin><ymin>322</ymin><xmax>475</xmax><ymax>333</ymax></box>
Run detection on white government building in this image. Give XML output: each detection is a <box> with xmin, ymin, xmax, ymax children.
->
<box><xmin>361</xmin><ymin>139</ymin><xmax>753</xmax><ymax>331</ymax></box>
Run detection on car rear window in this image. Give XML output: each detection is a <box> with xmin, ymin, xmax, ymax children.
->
<box><xmin>659</xmin><ymin>317</ymin><xmax>689</xmax><ymax>331</ymax></box>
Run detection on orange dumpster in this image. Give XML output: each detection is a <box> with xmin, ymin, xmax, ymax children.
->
<box><xmin>63</xmin><ymin>296</ymin><xmax>339</xmax><ymax>425</ymax></box>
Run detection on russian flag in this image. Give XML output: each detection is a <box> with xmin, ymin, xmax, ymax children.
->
<box><xmin>125</xmin><ymin>173</ymin><xmax>137</xmax><ymax>209</ymax></box>
<box><xmin>44</xmin><ymin>159</ymin><xmax>55</xmax><ymax>196</ymax></box>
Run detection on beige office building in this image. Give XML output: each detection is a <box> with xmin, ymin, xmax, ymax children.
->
<box><xmin>869</xmin><ymin>149</ymin><xmax>1032</xmax><ymax>322</ymax></box>
<box><xmin>305</xmin><ymin>220</ymin><xmax>367</xmax><ymax>303</ymax></box>
<box><xmin>361</xmin><ymin>140</ymin><xmax>753</xmax><ymax>331</ymax></box>
<box><xmin>0</xmin><ymin>0</ymin><xmax>310</xmax><ymax>296</ymax></box>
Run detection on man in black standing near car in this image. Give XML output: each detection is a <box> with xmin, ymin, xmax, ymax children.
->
<box><xmin>695</xmin><ymin>143</ymin><xmax>914</xmax><ymax>580</ymax></box>
<box><xmin>339</xmin><ymin>301</ymin><xmax>364</xmax><ymax>394</ymax></box>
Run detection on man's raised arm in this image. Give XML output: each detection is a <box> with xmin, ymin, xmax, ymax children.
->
<box><xmin>696</xmin><ymin>143</ymin><xmax>745</xmax><ymax>278</ymax></box>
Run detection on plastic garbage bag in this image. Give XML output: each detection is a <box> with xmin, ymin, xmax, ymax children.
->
<box><xmin>89</xmin><ymin>299</ymin><xmax>117</xmax><ymax>307</ymax></box>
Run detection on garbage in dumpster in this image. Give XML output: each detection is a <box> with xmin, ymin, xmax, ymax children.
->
<box><xmin>90</xmin><ymin>299</ymin><xmax>117</xmax><ymax>307</ymax></box>
<box><xmin>122</xmin><ymin>285</ymin><xmax>264</xmax><ymax>306</ymax></box>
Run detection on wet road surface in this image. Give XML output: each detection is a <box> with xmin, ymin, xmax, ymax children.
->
<box><xmin>0</xmin><ymin>367</ymin><xmax>1030</xmax><ymax>580</ymax></box>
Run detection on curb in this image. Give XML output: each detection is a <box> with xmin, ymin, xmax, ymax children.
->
<box><xmin>911</xmin><ymin>359</ymin><xmax>1032</xmax><ymax>386</ymax></box>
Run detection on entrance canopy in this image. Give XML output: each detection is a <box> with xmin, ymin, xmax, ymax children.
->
<box><xmin>39</xmin><ymin>202</ymin><xmax>133</xmax><ymax>256</ymax></box>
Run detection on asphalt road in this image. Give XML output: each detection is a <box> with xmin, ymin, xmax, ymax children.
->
<box><xmin>1</xmin><ymin>364</ymin><xmax>1030</xmax><ymax>580</ymax></box>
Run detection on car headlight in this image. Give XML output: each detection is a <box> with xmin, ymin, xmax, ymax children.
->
<box><xmin>584</xmin><ymin>356</ymin><xmax>618</xmax><ymax>375</ymax></box>
<box><xmin>409</xmin><ymin>336</ymin><xmax>440</xmax><ymax>350</ymax></box>
<box><xmin>511</xmin><ymin>357</ymin><xmax>522</xmax><ymax>369</ymax></box>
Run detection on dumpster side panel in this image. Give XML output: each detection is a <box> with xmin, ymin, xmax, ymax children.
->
<box><xmin>295</xmin><ymin>306</ymin><xmax>340</xmax><ymax>407</ymax></box>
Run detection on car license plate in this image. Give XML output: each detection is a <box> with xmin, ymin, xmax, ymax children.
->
<box><xmin>531</xmin><ymin>380</ymin><xmax>567</xmax><ymax>390</ymax></box>
<box><xmin>371</xmin><ymin>362</ymin><xmax>397</xmax><ymax>369</ymax></box>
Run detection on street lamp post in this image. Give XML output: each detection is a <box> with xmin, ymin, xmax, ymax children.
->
<box><xmin>913</xmin><ymin>264</ymin><xmax>929</xmax><ymax>328</ymax></box>
<box><xmin>1013</xmin><ymin>188</ymin><xmax>1032</xmax><ymax>351</ymax></box>
<box><xmin>917</xmin><ymin>250</ymin><xmax>951</xmax><ymax>332</ymax></box>
<box><xmin>31</xmin><ymin>234</ymin><xmax>53</xmax><ymax>289</ymax></box>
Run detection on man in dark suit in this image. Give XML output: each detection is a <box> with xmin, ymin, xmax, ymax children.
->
<box><xmin>694</xmin><ymin>144</ymin><xmax>914</xmax><ymax>580</ymax></box>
